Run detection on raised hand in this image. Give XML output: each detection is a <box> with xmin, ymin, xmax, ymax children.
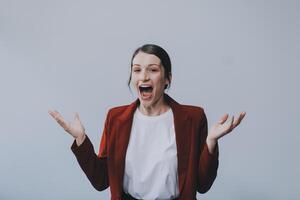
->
<box><xmin>48</xmin><ymin>110</ymin><xmax>86</xmax><ymax>145</ymax></box>
<box><xmin>206</xmin><ymin>112</ymin><xmax>246</xmax><ymax>153</ymax></box>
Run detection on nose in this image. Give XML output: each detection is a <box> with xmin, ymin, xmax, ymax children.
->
<box><xmin>141</xmin><ymin>70</ymin><xmax>149</xmax><ymax>81</ymax></box>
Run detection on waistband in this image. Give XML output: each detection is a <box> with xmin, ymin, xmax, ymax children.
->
<box><xmin>122</xmin><ymin>192</ymin><xmax>179</xmax><ymax>200</ymax></box>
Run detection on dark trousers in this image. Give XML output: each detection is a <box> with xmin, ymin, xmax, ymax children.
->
<box><xmin>122</xmin><ymin>192</ymin><xmax>179</xmax><ymax>200</ymax></box>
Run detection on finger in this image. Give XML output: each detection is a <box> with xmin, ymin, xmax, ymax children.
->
<box><xmin>232</xmin><ymin>113</ymin><xmax>241</xmax><ymax>128</ymax></box>
<box><xmin>57</xmin><ymin>118</ymin><xmax>70</xmax><ymax>131</ymax></box>
<box><xmin>48</xmin><ymin>110</ymin><xmax>56</xmax><ymax>118</ymax></box>
<box><xmin>48</xmin><ymin>110</ymin><xmax>61</xmax><ymax>120</ymax></box>
<box><xmin>74</xmin><ymin>112</ymin><xmax>83</xmax><ymax>124</ymax></box>
<box><xmin>219</xmin><ymin>113</ymin><xmax>229</xmax><ymax>124</ymax></box>
<box><xmin>226</xmin><ymin>116</ymin><xmax>235</xmax><ymax>133</ymax></box>
<box><xmin>240</xmin><ymin>111</ymin><xmax>246</xmax><ymax>121</ymax></box>
<box><xmin>232</xmin><ymin>111</ymin><xmax>246</xmax><ymax>128</ymax></box>
<box><xmin>49</xmin><ymin>110</ymin><xmax>69</xmax><ymax>130</ymax></box>
<box><xmin>74</xmin><ymin>112</ymin><xmax>80</xmax><ymax>120</ymax></box>
<box><xmin>237</xmin><ymin>111</ymin><xmax>246</xmax><ymax>124</ymax></box>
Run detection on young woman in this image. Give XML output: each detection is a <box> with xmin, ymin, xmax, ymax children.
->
<box><xmin>49</xmin><ymin>44</ymin><xmax>246</xmax><ymax>200</ymax></box>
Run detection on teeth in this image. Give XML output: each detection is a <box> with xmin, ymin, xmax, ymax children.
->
<box><xmin>139</xmin><ymin>85</ymin><xmax>153</xmax><ymax>93</ymax></box>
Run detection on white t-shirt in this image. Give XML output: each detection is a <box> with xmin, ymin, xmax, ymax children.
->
<box><xmin>123</xmin><ymin>107</ymin><xmax>179</xmax><ymax>200</ymax></box>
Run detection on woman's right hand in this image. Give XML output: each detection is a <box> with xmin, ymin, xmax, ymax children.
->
<box><xmin>48</xmin><ymin>110</ymin><xmax>86</xmax><ymax>146</ymax></box>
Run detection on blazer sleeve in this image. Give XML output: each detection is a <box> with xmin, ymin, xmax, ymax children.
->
<box><xmin>197</xmin><ymin>111</ymin><xmax>219</xmax><ymax>193</ymax></box>
<box><xmin>71</xmin><ymin>111</ymin><xmax>110</xmax><ymax>191</ymax></box>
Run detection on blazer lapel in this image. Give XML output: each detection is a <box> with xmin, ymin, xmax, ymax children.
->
<box><xmin>113</xmin><ymin>100</ymin><xmax>138</xmax><ymax>196</ymax></box>
<box><xmin>165</xmin><ymin>94</ymin><xmax>191</xmax><ymax>194</ymax></box>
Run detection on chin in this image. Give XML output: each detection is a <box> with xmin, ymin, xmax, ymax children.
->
<box><xmin>139</xmin><ymin>99</ymin><xmax>152</xmax><ymax>108</ymax></box>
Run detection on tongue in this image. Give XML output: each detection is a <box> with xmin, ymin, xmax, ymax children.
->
<box><xmin>141</xmin><ymin>91</ymin><xmax>152</xmax><ymax>99</ymax></box>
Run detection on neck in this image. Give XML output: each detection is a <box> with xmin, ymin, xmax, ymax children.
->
<box><xmin>138</xmin><ymin>94</ymin><xmax>170</xmax><ymax>116</ymax></box>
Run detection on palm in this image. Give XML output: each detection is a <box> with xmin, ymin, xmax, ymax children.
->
<box><xmin>208</xmin><ymin>112</ymin><xmax>246</xmax><ymax>141</ymax></box>
<box><xmin>67</xmin><ymin>117</ymin><xmax>85</xmax><ymax>138</ymax></box>
<box><xmin>48</xmin><ymin>110</ymin><xmax>85</xmax><ymax>139</ymax></box>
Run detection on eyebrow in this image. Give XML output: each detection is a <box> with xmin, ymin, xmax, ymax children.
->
<box><xmin>132</xmin><ymin>64</ymin><xmax>160</xmax><ymax>67</ymax></box>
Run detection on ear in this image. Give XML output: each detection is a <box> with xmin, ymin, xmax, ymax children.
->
<box><xmin>164</xmin><ymin>73</ymin><xmax>172</xmax><ymax>89</ymax></box>
<box><xmin>167</xmin><ymin>72</ymin><xmax>172</xmax><ymax>85</ymax></box>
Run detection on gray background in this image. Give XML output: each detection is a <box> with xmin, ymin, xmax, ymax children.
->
<box><xmin>0</xmin><ymin>0</ymin><xmax>299</xmax><ymax>199</ymax></box>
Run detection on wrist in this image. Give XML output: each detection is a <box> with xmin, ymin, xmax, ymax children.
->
<box><xmin>206</xmin><ymin>137</ymin><xmax>217</xmax><ymax>154</ymax></box>
<box><xmin>206</xmin><ymin>137</ymin><xmax>217</xmax><ymax>146</ymax></box>
<box><xmin>75</xmin><ymin>133</ymin><xmax>86</xmax><ymax>146</ymax></box>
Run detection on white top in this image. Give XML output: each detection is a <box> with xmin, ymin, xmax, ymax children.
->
<box><xmin>123</xmin><ymin>107</ymin><xmax>179</xmax><ymax>200</ymax></box>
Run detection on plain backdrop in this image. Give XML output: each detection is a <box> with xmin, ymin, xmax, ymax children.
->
<box><xmin>0</xmin><ymin>1</ymin><xmax>299</xmax><ymax>199</ymax></box>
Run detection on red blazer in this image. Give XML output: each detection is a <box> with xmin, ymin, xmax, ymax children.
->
<box><xmin>71</xmin><ymin>94</ymin><xmax>219</xmax><ymax>200</ymax></box>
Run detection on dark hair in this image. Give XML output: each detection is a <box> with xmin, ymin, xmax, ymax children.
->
<box><xmin>128</xmin><ymin>44</ymin><xmax>172</xmax><ymax>90</ymax></box>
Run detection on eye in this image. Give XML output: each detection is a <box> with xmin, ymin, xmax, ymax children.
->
<box><xmin>150</xmin><ymin>68</ymin><xmax>159</xmax><ymax>72</ymax></box>
<box><xmin>133</xmin><ymin>68</ymin><xmax>141</xmax><ymax>72</ymax></box>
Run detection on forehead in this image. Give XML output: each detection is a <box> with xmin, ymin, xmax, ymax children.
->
<box><xmin>132</xmin><ymin>52</ymin><xmax>161</xmax><ymax>66</ymax></box>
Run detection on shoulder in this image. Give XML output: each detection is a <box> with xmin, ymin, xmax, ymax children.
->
<box><xmin>105</xmin><ymin>104</ymin><xmax>132</xmax><ymax>119</ymax></box>
<box><xmin>179</xmin><ymin>104</ymin><xmax>206</xmax><ymax>120</ymax></box>
<box><xmin>165</xmin><ymin>94</ymin><xmax>206</xmax><ymax>121</ymax></box>
<box><xmin>109</xmin><ymin>104</ymin><xmax>131</xmax><ymax>113</ymax></box>
<box><xmin>174</xmin><ymin>102</ymin><xmax>207</xmax><ymax>126</ymax></box>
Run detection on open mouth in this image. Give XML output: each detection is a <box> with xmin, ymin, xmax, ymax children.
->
<box><xmin>139</xmin><ymin>85</ymin><xmax>153</xmax><ymax>93</ymax></box>
<box><xmin>139</xmin><ymin>85</ymin><xmax>153</xmax><ymax>99</ymax></box>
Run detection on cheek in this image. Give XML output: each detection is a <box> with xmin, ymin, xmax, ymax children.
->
<box><xmin>153</xmin><ymin>78</ymin><xmax>166</xmax><ymax>90</ymax></box>
<box><xmin>130</xmin><ymin>76</ymin><xmax>138</xmax><ymax>88</ymax></box>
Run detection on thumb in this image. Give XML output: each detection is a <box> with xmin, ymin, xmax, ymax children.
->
<box><xmin>74</xmin><ymin>112</ymin><xmax>80</xmax><ymax>121</ymax></box>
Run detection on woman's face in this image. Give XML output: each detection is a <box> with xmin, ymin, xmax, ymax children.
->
<box><xmin>131</xmin><ymin>52</ymin><xmax>170</xmax><ymax>108</ymax></box>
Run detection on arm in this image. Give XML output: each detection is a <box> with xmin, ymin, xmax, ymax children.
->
<box><xmin>197</xmin><ymin>113</ymin><xmax>219</xmax><ymax>193</ymax></box>
<box><xmin>197</xmin><ymin>110</ymin><xmax>246</xmax><ymax>193</ymax></box>
<box><xmin>48</xmin><ymin>109</ymin><xmax>111</xmax><ymax>191</ymax></box>
<box><xmin>71</xmin><ymin>135</ymin><xmax>109</xmax><ymax>191</ymax></box>
<box><xmin>71</xmin><ymin>112</ymin><xmax>110</xmax><ymax>191</ymax></box>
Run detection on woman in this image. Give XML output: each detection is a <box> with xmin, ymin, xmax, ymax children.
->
<box><xmin>49</xmin><ymin>44</ymin><xmax>246</xmax><ymax>200</ymax></box>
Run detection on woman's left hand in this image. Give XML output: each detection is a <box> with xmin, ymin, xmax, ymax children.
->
<box><xmin>206</xmin><ymin>112</ymin><xmax>246</xmax><ymax>153</ymax></box>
